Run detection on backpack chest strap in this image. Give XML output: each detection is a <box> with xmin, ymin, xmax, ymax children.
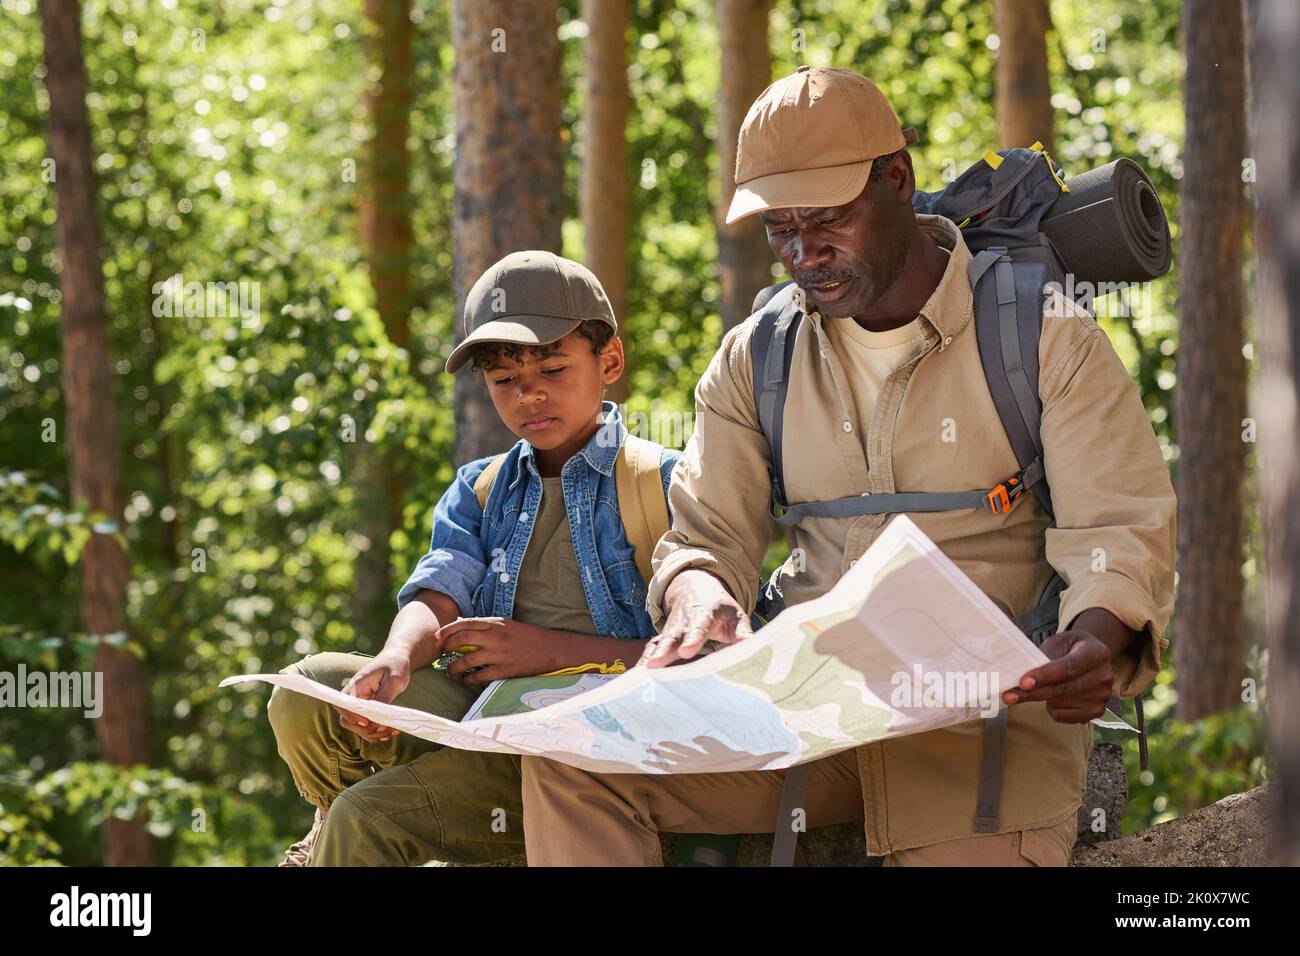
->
<box><xmin>772</xmin><ymin>458</ymin><xmax>1046</xmax><ymax>529</ymax></box>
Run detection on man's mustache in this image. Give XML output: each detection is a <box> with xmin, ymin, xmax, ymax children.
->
<box><xmin>794</xmin><ymin>268</ymin><xmax>858</xmax><ymax>288</ymax></box>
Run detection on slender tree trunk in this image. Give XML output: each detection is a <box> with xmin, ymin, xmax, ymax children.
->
<box><xmin>359</xmin><ymin>0</ymin><xmax>414</xmax><ymax>351</ymax></box>
<box><xmin>717</xmin><ymin>0</ymin><xmax>772</xmax><ymax>332</ymax></box>
<box><xmin>354</xmin><ymin>0</ymin><xmax>414</xmax><ymax>638</ymax></box>
<box><xmin>39</xmin><ymin>0</ymin><xmax>153</xmax><ymax>867</ymax></box>
<box><xmin>1175</xmin><ymin>0</ymin><xmax>1247</xmax><ymax>720</ymax></box>
<box><xmin>452</xmin><ymin>0</ymin><xmax>563</xmax><ymax>464</ymax></box>
<box><xmin>581</xmin><ymin>0</ymin><xmax>630</xmax><ymax>402</ymax></box>
<box><xmin>1248</xmin><ymin>0</ymin><xmax>1300</xmax><ymax>866</ymax></box>
<box><xmin>993</xmin><ymin>0</ymin><xmax>1055</xmax><ymax>153</ymax></box>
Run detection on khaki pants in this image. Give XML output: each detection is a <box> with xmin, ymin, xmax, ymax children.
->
<box><xmin>521</xmin><ymin>753</ymin><xmax>1077</xmax><ymax>866</ymax></box>
<box><xmin>267</xmin><ymin>652</ymin><xmax>524</xmax><ymax>866</ymax></box>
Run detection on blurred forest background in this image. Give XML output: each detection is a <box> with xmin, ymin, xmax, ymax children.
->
<box><xmin>0</xmin><ymin>0</ymin><xmax>1285</xmax><ymax>865</ymax></box>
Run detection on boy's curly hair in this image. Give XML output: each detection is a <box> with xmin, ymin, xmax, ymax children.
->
<box><xmin>466</xmin><ymin>319</ymin><xmax>615</xmax><ymax>373</ymax></box>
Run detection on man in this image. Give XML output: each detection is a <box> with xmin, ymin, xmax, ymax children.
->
<box><xmin>521</xmin><ymin>67</ymin><xmax>1175</xmax><ymax>866</ymax></box>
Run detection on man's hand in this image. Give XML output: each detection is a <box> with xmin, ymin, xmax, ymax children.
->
<box><xmin>434</xmin><ymin>617</ymin><xmax>562</xmax><ymax>686</ymax></box>
<box><xmin>639</xmin><ymin>569</ymin><xmax>754</xmax><ymax>669</ymax></box>
<box><xmin>333</xmin><ymin>650</ymin><xmax>412</xmax><ymax>743</ymax></box>
<box><xmin>1002</xmin><ymin>630</ymin><xmax>1113</xmax><ymax>723</ymax></box>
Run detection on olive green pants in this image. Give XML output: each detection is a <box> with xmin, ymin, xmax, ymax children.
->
<box><xmin>267</xmin><ymin>652</ymin><xmax>524</xmax><ymax>866</ymax></box>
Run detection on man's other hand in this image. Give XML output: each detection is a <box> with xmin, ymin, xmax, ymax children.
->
<box><xmin>1003</xmin><ymin>630</ymin><xmax>1113</xmax><ymax>723</ymax></box>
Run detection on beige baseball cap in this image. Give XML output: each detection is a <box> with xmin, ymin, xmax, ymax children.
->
<box><xmin>725</xmin><ymin>66</ymin><xmax>918</xmax><ymax>225</ymax></box>
<box><xmin>445</xmin><ymin>250</ymin><xmax>617</xmax><ymax>373</ymax></box>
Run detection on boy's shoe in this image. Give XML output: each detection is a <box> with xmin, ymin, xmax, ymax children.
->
<box><xmin>279</xmin><ymin>807</ymin><xmax>326</xmax><ymax>867</ymax></box>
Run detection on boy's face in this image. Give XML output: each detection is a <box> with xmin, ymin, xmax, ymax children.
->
<box><xmin>481</xmin><ymin>329</ymin><xmax>624</xmax><ymax>460</ymax></box>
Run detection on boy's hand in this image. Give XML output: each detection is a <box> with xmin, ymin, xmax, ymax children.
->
<box><xmin>333</xmin><ymin>650</ymin><xmax>411</xmax><ymax>743</ymax></box>
<box><xmin>435</xmin><ymin>617</ymin><xmax>560</xmax><ymax>686</ymax></box>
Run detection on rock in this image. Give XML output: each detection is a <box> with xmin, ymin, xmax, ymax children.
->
<box><xmin>1075</xmin><ymin>742</ymin><xmax>1128</xmax><ymax>845</ymax></box>
<box><xmin>1071</xmin><ymin>784</ymin><xmax>1275</xmax><ymax>867</ymax></box>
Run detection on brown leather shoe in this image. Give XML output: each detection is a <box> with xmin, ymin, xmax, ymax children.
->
<box><xmin>279</xmin><ymin>807</ymin><xmax>326</xmax><ymax>867</ymax></box>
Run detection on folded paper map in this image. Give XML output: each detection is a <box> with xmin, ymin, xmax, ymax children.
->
<box><xmin>462</xmin><ymin>673</ymin><xmax>618</xmax><ymax>721</ymax></box>
<box><xmin>221</xmin><ymin>515</ymin><xmax>1054</xmax><ymax>774</ymax></box>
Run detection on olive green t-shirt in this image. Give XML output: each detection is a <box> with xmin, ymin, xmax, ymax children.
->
<box><xmin>511</xmin><ymin>476</ymin><xmax>600</xmax><ymax>636</ymax></box>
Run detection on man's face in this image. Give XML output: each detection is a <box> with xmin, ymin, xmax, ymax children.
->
<box><xmin>759</xmin><ymin>153</ymin><xmax>915</xmax><ymax>318</ymax></box>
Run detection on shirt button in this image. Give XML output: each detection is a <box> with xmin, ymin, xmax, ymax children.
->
<box><xmin>842</xmin><ymin>421</ymin><xmax>852</xmax><ymax>433</ymax></box>
<box><xmin>519</xmin><ymin>512</ymin><xmax>529</xmax><ymax>522</ymax></box>
<box><xmin>944</xmin><ymin>336</ymin><xmax>953</xmax><ymax>346</ymax></box>
<box><xmin>499</xmin><ymin>572</ymin><xmax>510</xmax><ymax>583</ymax></box>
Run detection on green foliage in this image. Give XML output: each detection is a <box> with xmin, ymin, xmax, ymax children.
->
<box><xmin>0</xmin><ymin>0</ymin><xmax>1264</xmax><ymax>865</ymax></box>
<box><xmin>1115</xmin><ymin>667</ymin><xmax>1271</xmax><ymax>834</ymax></box>
<box><xmin>0</xmin><ymin>746</ymin><xmax>281</xmax><ymax>866</ymax></box>
<box><xmin>0</xmin><ymin>745</ymin><xmax>62</xmax><ymax>866</ymax></box>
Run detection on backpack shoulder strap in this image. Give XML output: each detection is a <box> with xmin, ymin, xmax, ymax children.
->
<box><xmin>614</xmin><ymin>434</ymin><xmax>670</xmax><ymax>587</ymax></box>
<box><xmin>970</xmin><ymin>251</ymin><xmax>1055</xmax><ymax>520</ymax></box>
<box><xmin>472</xmin><ymin>454</ymin><xmax>507</xmax><ymax>511</ymax></box>
<box><xmin>749</xmin><ymin>286</ymin><xmax>804</xmax><ymax>511</ymax></box>
<box><xmin>969</xmin><ymin>251</ymin><xmax>1060</xmax><ymax>834</ymax></box>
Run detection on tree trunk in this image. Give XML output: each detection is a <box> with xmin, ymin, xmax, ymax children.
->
<box><xmin>451</xmin><ymin>0</ymin><xmax>563</xmax><ymax>464</ymax></box>
<box><xmin>39</xmin><ymin>0</ymin><xmax>153</xmax><ymax>867</ymax></box>
<box><xmin>1248</xmin><ymin>0</ymin><xmax>1300</xmax><ymax>866</ymax></box>
<box><xmin>717</xmin><ymin>0</ymin><xmax>773</xmax><ymax>332</ymax></box>
<box><xmin>581</xmin><ymin>0</ymin><xmax>630</xmax><ymax>402</ymax></box>
<box><xmin>1174</xmin><ymin>0</ymin><xmax>1247</xmax><ymax>721</ymax></box>
<box><xmin>354</xmin><ymin>0</ymin><xmax>415</xmax><ymax>639</ymax></box>
<box><xmin>993</xmin><ymin>0</ymin><xmax>1055</xmax><ymax>153</ymax></box>
<box><xmin>359</xmin><ymin>0</ymin><xmax>414</xmax><ymax>351</ymax></box>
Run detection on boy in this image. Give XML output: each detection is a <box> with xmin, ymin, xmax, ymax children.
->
<box><xmin>268</xmin><ymin>251</ymin><xmax>678</xmax><ymax>866</ymax></box>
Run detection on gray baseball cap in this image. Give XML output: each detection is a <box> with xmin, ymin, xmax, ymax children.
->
<box><xmin>445</xmin><ymin>250</ymin><xmax>618</xmax><ymax>373</ymax></box>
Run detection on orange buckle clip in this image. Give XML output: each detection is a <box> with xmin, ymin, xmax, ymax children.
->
<box><xmin>985</xmin><ymin>475</ymin><xmax>1024</xmax><ymax>514</ymax></box>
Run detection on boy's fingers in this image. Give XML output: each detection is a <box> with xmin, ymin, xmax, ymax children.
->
<box><xmin>457</xmin><ymin>664</ymin><xmax>505</xmax><ymax>687</ymax></box>
<box><xmin>447</xmin><ymin>651</ymin><xmax>491</xmax><ymax>680</ymax></box>
<box><xmin>339</xmin><ymin>710</ymin><xmax>393</xmax><ymax>738</ymax></box>
<box><xmin>437</xmin><ymin>618</ymin><xmax>493</xmax><ymax>636</ymax></box>
<box><xmin>436</xmin><ymin>620</ymin><xmax>484</xmax><ymax>648</ymax></box>
<box><xmin>331</xmin><ymin>702</ymin><xmax>368</xmax><ymax>727</ymax></box>
<box><xmin>342</xmin><ymin>671</ymin><xmax>383</xmax><ymax>701</ymax></box>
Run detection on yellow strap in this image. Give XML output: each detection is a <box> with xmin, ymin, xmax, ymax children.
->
<box><xmin>541</xmin><ymin>659</ymin><xmax>627</xmax><ymax>676</ymax></box>
<box><xmin>983</xmin><ymin>149</ymin><xmax>1003</xmax><ymax>170</ymax></box>
<box><xmin>614</xmin><ymin>433</ymin><xmax>670</xmax><ymax>588</ymax></box>
<box><xmin>1044</xmin><ymin>151</ymin><xmax>1070</xmax><ymax>193</ymax></box>
<box><xmin>472</xmin><ymin>454</ymin><xmax>507</xmax><ymax>510</ymax></box>
<box><xmin>1026</xmin><ymin>141</ymin><xmax>1070</xmax><ymax>193</ymax></box>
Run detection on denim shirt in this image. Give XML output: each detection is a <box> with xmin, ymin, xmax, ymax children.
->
<box><xmin>396</xmin><ymin>402</ymin><xmax>679</xmax><ymax>640</ymax></box>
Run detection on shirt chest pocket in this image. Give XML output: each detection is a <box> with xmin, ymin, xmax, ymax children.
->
<box><xmin>604</xmin><ymin>558</ymin><xmax>648</xmax><ymax>614</ymax></box>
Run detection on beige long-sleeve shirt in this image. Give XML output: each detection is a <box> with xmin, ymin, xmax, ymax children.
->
<box><xmin>648</xmin><ymin>215</ymin><xmax>1176</xmax><ymax>854</ymax></box>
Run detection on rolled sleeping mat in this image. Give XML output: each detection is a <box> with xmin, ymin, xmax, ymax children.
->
<box><xmin>1041</xmin><ymin>157</ymin><xmax>1172</xmax><ymax>285</ymax></box>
